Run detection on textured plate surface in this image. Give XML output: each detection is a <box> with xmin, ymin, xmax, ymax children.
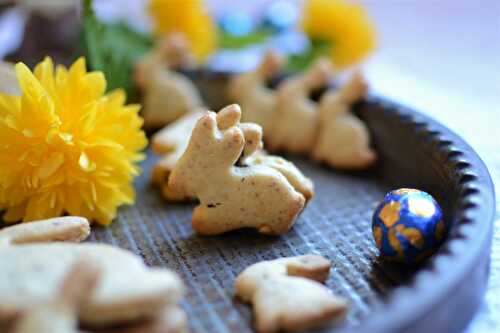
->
<box><xmin>90</xmin><ymin>152</ymin><xmax>392</xmax><ymax>332</ymax></box>
<box><xmin>86</xmin><ymin>96</ymin><xmax>494</xmax><ymax>333</ymax></box>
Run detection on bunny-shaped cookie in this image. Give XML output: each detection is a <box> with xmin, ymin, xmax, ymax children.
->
<box><xmin>227</xmin><ymin>51</ymin><xmax>283</xmax><ymax>136</ymax></box>
<box><xmin>0</xmin><ymin>217</ymin><xmax>184</xmax><ymax>328</ymax></box>
<box><xmin>152</xmin><ymin>112</ymin><xmax>314</xmax><ymax>203</ymax></box>
<box><xmin>235</xmin><ymin>255</ymin><xmax>348</xmax><ymax>333</ymax></box>
<box><xmin>313</xmin><ymin>72</ymin><xmax>376</xmax><ymax>169</ymax></box>
<box><xmin>134</xmin><ymin>34</ymin><xmax>202</xmax><ymax>128</ymax></box>
<box><xmin>239</xmin><ymin>123</ymin><xmax>314</xmax><ymax>201</ymax></box>
<box><xmin>168</xmin><ymin>104</ymin><xmax>306</xmax><ymax>235</ymax></box>
<box><xmin>151</xmin><ymin>109</ymin><xmax>206</xmax><ymax>201</ymax></box>
<box><xmin>267</xmin><ymin>58</ymin><xmax>333</xmax><ymax>154</ymax></box>
<box><xmin>12</xmin><ymin>260</ymin><xmax>100</xmax><ymax>333</ymax></box>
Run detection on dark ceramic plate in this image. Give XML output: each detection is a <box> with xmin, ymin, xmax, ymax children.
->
<box><xmin>88</xmin><ymin>75</ymin><xmax>495</xmax><ymax>333</ymax></box>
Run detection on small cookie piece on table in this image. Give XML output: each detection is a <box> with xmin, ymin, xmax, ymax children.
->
<box><xmin>266</xmin><ymin>58</ymin><xmax>333</xmax><ymax>154</ymax></box>
<box><xmin>313</xmin><ymin>71</ymin><xmax>376</xmax><ymax>169</ymax></box>
<box><xmin>167</xmin><ymin>104</ymin><xmax>307</xmax><ymax>235</ymax></box>
<box><xmin>235</xmin><ymin>255</ymin><xmax>348</xmax><ymax>333</ymax></box>
<box><xmin>227</xmin><ymin>51</ymin><xmax>284</xmax><ymax>136</ymax></box>
<box><xmin>0</xmin><ymin>217</ymin><xmax>185</xmax><ymax>328</ymax></box>
<box><xmin>134</xmin><ymin>34</ymin><xmax>203</xmax><ymax>128</ymax></box>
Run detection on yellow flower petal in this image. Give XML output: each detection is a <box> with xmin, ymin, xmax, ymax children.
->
<box><xmin>34</xmin><ymin>57</ymin><xmax>56</xmax><ymax>99</ymax></box>
<box><xmin>0</xmin><ymin>93</ymin><xmax>20</xmax><ymax>117</ymax></box>
<box><xmin>69</xmin><ymin>57</ymin><xmax>87</xmax><ymax>80</ymax></box>
<box><xmin>302</xmin><ymin>0</ymin><xmax>377</xmax><ymax>68</ymax></box>
<box><xmin>24</xmin><ymin>191</ymin><xmax>63</xmax><ymax>222</ymax></box>
<box><xmin>0</xmin><ymin>57</ymin><xmax>147</xmax><ymax>225</ymax></box>
<box><xmin>3</xmin><ymin>204</ymin><xmax>26</xmax><ymax>223</ymax></box>
<box><xmin>78</xmin><ymin>151</ymin><xmax>96</xmax><ymax>172</ymax></box>
<box><xmin>37</xmin><ymin>152</ymin><xmax>65</xmax><ymax>179</ymax></box>
<box><xmin>148</xmin><ymin>0</ymin><xmax>217</xmax><ymax>62</ymax></box>
<box><xmin>85</xmin><ymin>72</ymin><xmax>106</xmax><ymax>99</ymax></box>
<box><xmin>15</xmin><ymin>62</ymin><xmax>59</xmax><ymax>137</ymax></box>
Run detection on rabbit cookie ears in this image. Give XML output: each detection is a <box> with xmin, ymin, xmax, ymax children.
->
<box><xmin>151</xmin><ymin>105</ymin><xmax>314</xmax><ymax>207</ymax></box>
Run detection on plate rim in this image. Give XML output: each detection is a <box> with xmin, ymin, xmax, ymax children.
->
<box><xmin>347</xmin><ymin>95</ymin><xmax>496</xmax><ymax>333</ymax></box>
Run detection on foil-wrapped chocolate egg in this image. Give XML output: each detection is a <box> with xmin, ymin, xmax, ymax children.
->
<box><xmin>372</xmin><ymin>188</ymin><xmax>445</xmax><ymax>264</ymax></box>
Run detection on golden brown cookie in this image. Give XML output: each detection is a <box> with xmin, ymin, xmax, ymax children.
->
<box><xmin>134</xmin><ymin>35</ymin><xmax>202</xmax><ymax>128</ymax></box>
<box><xmin>227</xmin><ymin>51</ymin><xmax>283</xmax><ymax>136</ymax></box>
<box><xmin>0</xmin><ymin>218</ymin><xmax>184</xmax><ymax>328</ymax></box>
<box><xmin>267</xmin><ymin>58</ymin><xmax>333</xmax><ymax>154</ymax></box>
<box><xmin>235</xmin><ymin>255</ymin><xmax>348</xmax><ymax>333</ymax></box>
<box><xmin>167</xmin><ymin>104</ymin><xmax>306</xmax><ymax>235</ymax></box>
<box><xmin>0</xmin><ymin>216</ymin><xmax>90</xmax><ymax>246</ymax></box>
<box><xmin>11</xmin><ymin>260</ymin><xmax>101</xmax><ymax>333</ymax></box>
<box><xmin>153</xmin><ymin>115</ymin><xmax>314</xmax><ymax>203</ymax></box>
<box><xmin>239</xmin><ymin>123</ymin><xmax>314</xmax><ymax>202</ymax></box>
<box><xmin>313</xmin><ymin>71</ymin><xmax>376</xmax><ymax>169</ymax></box>
<box><xmin>151</xmin><ymin>109</ymin><xmax>205</xmax><ymax>201</ymax></box>
<box><xmin>151</xmin><ymin>109</ymin><xmax>206</xmax><ymax>155</ymax></box>
<box><xmin>97</xmin><ymin>306</ymin><xmax>188</xmax><ymax>333</ymax></box>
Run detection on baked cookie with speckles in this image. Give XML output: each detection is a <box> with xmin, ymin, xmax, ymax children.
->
<box><xmin>167</xmin><ymin>104</ymin><xmax>306</xmax><ymax>235</ymax></box>
<box><xmin>235</xmin><ymin>255</ymin><xmax>348</xmax><ymax>332</ymax></box>
<box><xmin>227</xmin><ymin>51</ymin><xmax>283</xmax><ymax>136</ymax></box>
<box><xmin>134</xmin><ymin>34</ymin><xmax>202</xmax><ymax>128</ymax></box>
<box><xmin>313</xmin><ymin>71</ymin><xmax>376</xmax><ymax>169</ymax></box>
<box><xmin>267</xmin><ymin>58</ymin><xmax>333</xmax><ymax>154</ymax></box>
<box><xmin>0</xmin><ymin>217</ymin><xmax>184</xmax><ymax>328</ymax></box>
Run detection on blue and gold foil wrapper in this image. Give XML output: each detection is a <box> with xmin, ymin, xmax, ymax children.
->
<box><xmin>372</xmin><ymin>188</ymin><xmax>445</xmax><ymax>264</ymax></box>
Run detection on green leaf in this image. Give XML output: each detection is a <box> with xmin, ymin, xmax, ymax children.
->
<box><xmin>286</xmin><ymin>39</ymin><xmax>331</xmax><ymax>72</ymax></box>
<box><xmin>218</xmin><ymin>28</ymin><xmax>272</xmax><ymax>49</ymax></box>
<box><xmin>81</xmin><ymin>0</ymin><xmax>153</xmax><ymax>102</ymax></box>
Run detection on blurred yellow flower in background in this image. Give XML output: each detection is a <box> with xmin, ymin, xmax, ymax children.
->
<box><xmin>148</xmin><ymin>0</ymin><xmax>217</xmax><ymax>62</ymax></box>
<box><xmin>0</xmin><ymin>57</ymin><xmax>147</xmax><ymax>225</ymax></box>
<box><xmin>302</xmin><ymin>0</ymin><xmax>377</xmax><ymax>69</ymax></box>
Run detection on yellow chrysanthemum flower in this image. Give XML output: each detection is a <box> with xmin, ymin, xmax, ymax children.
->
<box><xmin>302</xmin><ymin>0</ymin><xmax>377</xmax><ymax>68</ymax></box>
<box><xmin>148</xmin><ymin>0</ymin><xmax>217</xmax><ymax>62</ymax></box>
<box><xmin>0</xmin><ymin>57</ymin><xmax>147</xmax><ymax>225</ymax></box>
